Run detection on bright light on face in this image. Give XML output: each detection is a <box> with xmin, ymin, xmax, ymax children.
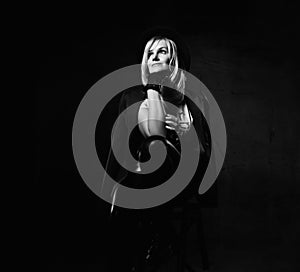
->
<box><xmin>147</xmin><ymin>39</ymin><xmax>171</xmax><ymax>74</ymax></box>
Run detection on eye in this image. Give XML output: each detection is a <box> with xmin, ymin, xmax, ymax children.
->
<box><xmin>159</xmin><ymin>49</ymin><xmax>167</xmax><ymax>54</ymax></box>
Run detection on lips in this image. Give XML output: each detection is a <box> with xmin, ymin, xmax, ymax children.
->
<box><xmin>152</xmin><ymin>63</ymin><xmax>162</xmax><ymax>66</ymax></box>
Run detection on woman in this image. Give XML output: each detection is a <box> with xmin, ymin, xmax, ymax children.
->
<box><xmin>139</xmin><ymin>37</ymin><xmax>192</xmax><ymax>138</ymax></box>
<box><xmin>101</xmin><ymin>28</ymin><xmax>211</xmax><ymax>271</ymax></box>
<box><xmin>135</xmin><ymin>35</ymin><xmax>194</xmax><ymax>177</ymax></box>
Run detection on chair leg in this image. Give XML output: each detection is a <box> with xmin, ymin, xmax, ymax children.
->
<box><xmin>177</xmin><ymin>209</ymin><xmax>189</xmax><ymax>272</ymax></box>
<box><xmin>185</xmin><ymin>261</ymin><xmax>198</xmax><ymax>272</ymax></box>
<box><xmin>197</xmin><ymin>209</ymin><xmax>209</xmax><ymax>270</ymax></box>
<box><xmin>175</xmin><ymin>205</ymin><xmax>210</xmax><ymax>271</ymax></box>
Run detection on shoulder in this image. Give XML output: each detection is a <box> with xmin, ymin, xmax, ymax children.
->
<box><xmin>184</xmin><ymin>89</ymin><xmax>207</xmax><ymax>116</ymax></box>
<box><xmin>120</xmin><ymin>86</ymin><xmax>145</xmax><ymax>106</ymax></box>
<box><xmin>122</xmin><ymin>86</ymin><xmax>144</xmax><ymax>99</ymax></box>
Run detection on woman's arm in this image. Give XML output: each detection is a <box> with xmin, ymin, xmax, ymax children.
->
<box><xmin>101</xmin><ymin>91</ymin><xmax>129</xmax><ymax>196</ymax></box>
<box><xmin>138</xmin><ymin>99</ymin><xmax>151</xmax><ymax>137</ymax></box>
<box><xmin>138</xmin><ymin>89</ymin><xmax>167</xmax><ymax>138</ymax></box>
<box><xmin>146</xmin><ymin>89</ymin><xmax>166</xmax><ymax>137</ymax></box>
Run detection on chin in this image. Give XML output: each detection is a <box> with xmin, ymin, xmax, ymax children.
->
<box><xmin>150</xmin><ymin>67</ymin><xmax>168</xmax><ymax>74</ymax></box>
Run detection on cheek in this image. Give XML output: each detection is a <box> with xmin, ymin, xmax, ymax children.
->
<box><xmin>162</xmin><ymin>56</ymin><xmax>170</xmax><ymax>65</ymax></box>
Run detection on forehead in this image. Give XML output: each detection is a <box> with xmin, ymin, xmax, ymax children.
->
<box><xmin>149</xmin><ymin>39</ymin><xmax>168</xmax><ymax>51</ymax></box>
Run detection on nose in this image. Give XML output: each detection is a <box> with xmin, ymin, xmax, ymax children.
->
<box><xmin>152</xmin><ymin>52</ymin><xmax>160</xmax><ymax>62</ymax></box>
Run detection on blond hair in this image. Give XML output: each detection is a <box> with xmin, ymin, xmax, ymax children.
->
<box><xmin>141</xmin><ymin>37</ymin><xmax>186</xmax><ymax>95</ymax></box>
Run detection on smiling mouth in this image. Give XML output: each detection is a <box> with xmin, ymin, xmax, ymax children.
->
<box><xmin>152</xmin><ymin>63</ymin><xmax>162</xmax><ymax>66</ymax></box>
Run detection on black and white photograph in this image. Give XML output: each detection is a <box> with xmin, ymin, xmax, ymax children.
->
<box><xmin>35</xmin><ymin>2</ymin><xmax>299</xmax><ymax>271</ymax></box>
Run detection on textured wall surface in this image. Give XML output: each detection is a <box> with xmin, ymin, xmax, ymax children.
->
<box><xmin>35</xmin><ymin>4</ymin><xmax>299</xmax><ymax>270</ymax></box>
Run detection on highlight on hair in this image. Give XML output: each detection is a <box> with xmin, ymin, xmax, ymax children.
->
<box><xmin>141</xmin><ymin>36</ymin><xmax>187</xmax><ymax>95</ymax></box>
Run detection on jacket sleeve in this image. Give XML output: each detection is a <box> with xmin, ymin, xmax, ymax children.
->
<box><xmin>186</xmin><ymin>92</ymin><xmax>211</xmax><ymax>159</ymax></box>
<box><xmin>195</xmin><ymin>94</ymin><xmax>211</xmax><ymax>160</ymax></box>
<box><xmin>102</xmin><ymin>91</ymin><xmax>129</xmax><ymax>186</ymax></box>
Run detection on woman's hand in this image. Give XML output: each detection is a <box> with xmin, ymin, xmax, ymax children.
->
<box><xmin>165</xmin><ymin>114</ymin><xmax>190</xmax><ymax>135</ymax></box>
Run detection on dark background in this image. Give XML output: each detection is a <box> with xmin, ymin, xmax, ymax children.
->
<box><xmin>35</xmin><ymin>2</ymin><xmax>300</xmax><ymax>271</ymax></box>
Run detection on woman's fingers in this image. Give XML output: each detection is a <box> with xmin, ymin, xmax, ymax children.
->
<box><xmin>165</xmin><ymin>114</ymin><xmax>178</xmax><ymax>130</ymax></box>
<box><xmin>165</xmin><ymin>120</ymin><xmax>178</xmax><ymax>126</ymax></box>
<box><xmin>165</xmin><ymin>125</ymin><xmax>175</xmax><ymax>130</ymax></box>
<box><xmin>179</xmin><ymin>123</ymin><xmax>189</xmax><ymax>129</ymax></box>
<box><xmin>179</xmin><ymin>121</ymin><xmax>190</xmax><ymax>129</ymax></box>
<box><xmin>165</xmin><ymin>114</ymin><xmax>190</xmax><ymax>133</ymax></box>
<box><xmin>165</xmin><ymin>114</ymin><xmax>178</xmax><ymax>122</ymax></box>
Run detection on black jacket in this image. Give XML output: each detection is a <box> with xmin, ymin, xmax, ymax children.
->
<box><xmin>98</xmin><ymin>85</ymin><xmax>211</xmax><ymax>202</ymax></box>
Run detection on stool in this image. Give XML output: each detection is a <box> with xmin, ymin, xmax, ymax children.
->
<box><xmin>174</xmin><ymin>197</ymin><xmax>210</xmax><ymax>271</ymax></box>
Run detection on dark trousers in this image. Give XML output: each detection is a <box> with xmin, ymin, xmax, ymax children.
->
<box><xmin>107</xmin><ymin>204</ymin><xmax>176</xmax><ymax>272</ymax></box>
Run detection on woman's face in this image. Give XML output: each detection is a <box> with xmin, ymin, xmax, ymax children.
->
<box><xmin>147</xmin><ymin>39</ymin><xmax>171</xmax><ymax>74</ymax></box>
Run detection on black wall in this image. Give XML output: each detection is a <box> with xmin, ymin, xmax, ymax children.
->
<box><xmin>35</xmin><ymin>2</ymin><xmax>299</xmax><ymax>270</ymax></box>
